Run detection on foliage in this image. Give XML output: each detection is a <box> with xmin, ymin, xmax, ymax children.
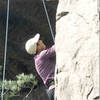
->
<box><xmin>0</xmin><ymin>72</ymin><xmax>38</xmax><ymax>100</ymax></box>
<box><xmin>0</xmin><ymin>65</ymin><xmax>2</xmax><ymax>78</ymax></box>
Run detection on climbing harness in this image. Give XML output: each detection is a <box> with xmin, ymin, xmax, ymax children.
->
<box><xmin>1</xmin><ymin>0</ymin><xmax>10</xmax><ymax>100</ymax></box>
<box><xmin>41</xmin><ymin>0</ymin><xmax>55</xmax><ymax>43</ymax></box>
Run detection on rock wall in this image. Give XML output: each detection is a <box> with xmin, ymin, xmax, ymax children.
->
<box><xmin>55</xmin><ymin>0</ymin><xmax>99</xmax><ymax>100</ymax></box>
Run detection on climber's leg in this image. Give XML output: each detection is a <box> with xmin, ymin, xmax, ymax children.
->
<box><xmin>47</xmin><ymin>88</ymin><xmax>55</xmax><ymax>100</ymax></box>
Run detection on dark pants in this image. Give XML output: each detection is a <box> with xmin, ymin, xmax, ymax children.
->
<box><xmin>47</xmin><ymin>88</ymin><xmax>55</xmax><ymax>100</ymax></box>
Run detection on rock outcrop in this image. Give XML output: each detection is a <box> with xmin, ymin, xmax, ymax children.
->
<box><xmin>55</xmin><ymin>0</ymin><xmax>99</xmax><ymax>100</ymax></box>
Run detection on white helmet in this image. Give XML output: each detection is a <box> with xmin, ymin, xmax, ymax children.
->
<box><xmin>25</xmin><ymin>33</ymin><xmax>40</xmax><ymax>55</ymax></box>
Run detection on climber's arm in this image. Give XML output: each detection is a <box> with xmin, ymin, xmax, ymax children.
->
<box><xmin>40</xmin><ymin>45</ymin><xmax>56</xmax><ymax>59</ymax></box>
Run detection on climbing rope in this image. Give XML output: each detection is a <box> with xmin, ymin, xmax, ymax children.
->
<box><xmin>41</xmin><ymin>0</ymin><xmax>55</xmax><ymax>43</ymax></box>
<box><xmin>1</xmin><ymin>0</ymin><xmax>10</xmax><ymax>100</ymax></box>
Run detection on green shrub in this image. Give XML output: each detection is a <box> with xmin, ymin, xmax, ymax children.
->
<box><xmin>0</xmin><ymin>73</ymin><xmax>38</xmax><ymax>99</ymax></box>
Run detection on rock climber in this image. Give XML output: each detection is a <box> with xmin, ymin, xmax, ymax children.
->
<box><xmin>25</xmin><ymin>33</ymin><xmax>56</xmax><ymax>100</ymax></box>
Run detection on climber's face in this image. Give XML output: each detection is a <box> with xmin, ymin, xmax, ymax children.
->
<box><xmin>37</xmin><ymin>40</ymin><xmax>46</xmax><ymax>52</ymax></box>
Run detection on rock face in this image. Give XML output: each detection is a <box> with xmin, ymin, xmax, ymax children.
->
<box><xmin>55</xmin><ymin>0</ymin><xmax>99</xmax><ymax>100</ymax></box>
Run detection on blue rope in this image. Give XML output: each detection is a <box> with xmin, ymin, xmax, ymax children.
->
<box><xmin>42</xmin><ymin>0</ymin><xmax>55</xmax><ymax>43</ymax></box>
<box><xmin>1</xmin><ymin>0</ymin><xmax>10</xmax><ymax>99</ymax></box>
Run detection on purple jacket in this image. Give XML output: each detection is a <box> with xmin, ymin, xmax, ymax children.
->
<box><xmin>34</xmin><ymin>45</ymin><xmax>56</xmax><ymax>88</ymax></box>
